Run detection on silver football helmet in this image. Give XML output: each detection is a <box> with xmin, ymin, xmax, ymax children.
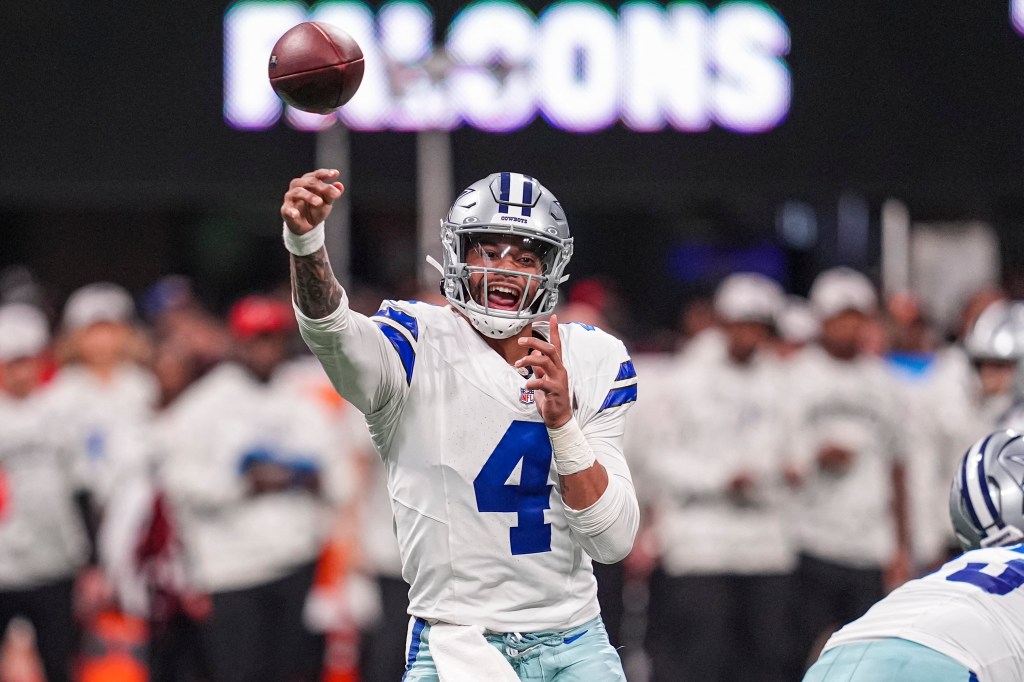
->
<box><xmin>964</xmin><ymin>300</ymin><xmax>1024</xmax><ymax>362</ymax></box>
<box><xmin>428</xmin><ymin>172</ymin><xmax>573</xmax><ymax>339</ymax></box>
<box><xmin>950</xmin><ymin>429</ymin><xmax>1024</xmax><ymax>550</ymax></box>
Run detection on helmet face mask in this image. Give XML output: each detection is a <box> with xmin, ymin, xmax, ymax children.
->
<box><xmin>436</xmin><ymin>172</ymin><xmax>573</xmax><ymax>339</ymax></box>
<box><xmin>950</xmin><ymin>429</ymin><xmax>1024</xmax><ymax>551</ymax></box>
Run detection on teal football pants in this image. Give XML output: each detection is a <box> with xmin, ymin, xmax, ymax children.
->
<box><xmin>401</xmin><ymin>614</ymin><xmax>625</xmax><ymax>681</ymax></box>
<box><xmin>803</xmin><ymin>639</ymin><xmax>978</xmax><ymax>682</ymax></box>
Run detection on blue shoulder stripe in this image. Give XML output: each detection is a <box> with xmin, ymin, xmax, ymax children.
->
<box><xmin>373</xmin><ymin>306</ymin><xmax>419</xmax><ymax>340</ymax></box>
<box><xmin>375</xmin><ymin>322</ymin><xmax>416</xmax><ymax>384</ymax></box>
<box><xmin>615</xmin><ymin>360</ymin><xmax>636</xmax><ymax>381</ymax></box>
<box><xmin>600</xmin><ymin>384</ymin><xmax>637</xmax><ymax>411</ymax></box>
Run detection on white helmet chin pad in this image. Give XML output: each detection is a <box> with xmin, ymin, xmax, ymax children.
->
<box><xmin>436</xmin><ymin>172</ymin><xmax>572</xmax><ymax>337</ymax></box>
<box><xmin>464</xmin><ymin>307</ymin><xmax>531</xmax><ymax>339</ymax></box>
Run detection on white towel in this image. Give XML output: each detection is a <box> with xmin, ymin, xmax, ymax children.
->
<box><xmin>428</xmin><ymin>622</ymin><xmax>521</xmax><ymax>682</ymax></box>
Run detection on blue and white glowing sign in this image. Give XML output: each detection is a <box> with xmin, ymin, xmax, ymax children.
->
<box><xmin>224</xmin><ymin>1</ymin><xmax>791</xmax><ymax>133</ymax></box>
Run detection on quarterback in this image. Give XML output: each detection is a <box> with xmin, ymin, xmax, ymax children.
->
<box><xmin>803</xmin><ymin>429</ymin><xmax>1024</xmax><ymax>682</ymax></box>
<box><xmin>280</xmin><ymin>169</ymin><xmax>639</xmax><ymax>680</ymax></box>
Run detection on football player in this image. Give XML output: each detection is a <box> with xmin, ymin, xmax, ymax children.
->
<box><xmin>803</xmin><ymin>428</ymin><xmax>1024</xmax><ymax>682</ymax></box>
<box><xmin>280</xmin><ymin>169</ymin><xmax>639</xmax><ymax>680</ymax></box>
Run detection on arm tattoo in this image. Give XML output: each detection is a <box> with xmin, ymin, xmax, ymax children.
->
<box><xmin>290</xmin><ymin>247</ymin><xmax>343</xmax><ymax>319</ymax></box>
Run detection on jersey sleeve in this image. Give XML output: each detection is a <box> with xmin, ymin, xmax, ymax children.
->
<box><xmin>571</xmin><ymin>326</ymin><xmax>638</xmax><ymax>478</ymax></box>
<box><xmin>561</xmin><ymin>325</ymin><xmax>640</xmax><ymax>563</ymax></box>
<box><xmin>294</xmin><ymin>293</ymin><xmax>416</xmax><ymax>417</ymax></box>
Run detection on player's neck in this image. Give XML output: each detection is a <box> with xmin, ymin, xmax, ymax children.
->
<box><xmin>480</xmin><ymin>324</ymin><xmax>534</xmax><ymax>366</ymax></box>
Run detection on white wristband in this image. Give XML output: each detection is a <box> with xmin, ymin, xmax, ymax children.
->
<box><xmin>283</xmin><ymin>221</ymin><xmax>325</xmax><ymax>256</ymax></box>
<box><xmin>548</xmin><ymin>417</ymin><xmax>596</xmax><ymax>476</ymax></box>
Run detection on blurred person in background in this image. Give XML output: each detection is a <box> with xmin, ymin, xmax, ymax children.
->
<box><xmin>49</xmin><ymin>282</ymin><xmax>157</xmax><ymax>507</ymax></box>
<box><xmin>774</xmin><ymin>295</ymin><xmax>819</xmax><ymax>360</ymax></box>
<box><xmin>104</xmin><ymin>338</ymin><xmax>208</xmax><ymax>682</ymax></box>
<box><xmin>964</xmin><ymin>301</ymin><xmax>1024</xmax><ymax>430</ymax></box>
<box><xmin>43</xmin><ymin>282</ymin><xmax>159</xmax><ymax>679</ymax></box>
<box><xmin>0</xmin><ymin>304</ymin><xmax>98</xmax><ymax>682</ymax></box>
<box><xmin>787</xmin><ymin>267</ymin><xmax>911</xmax><ymax>670</ymax></box>
<box><xmin>162</xmin><ymin>294</ymin><xmax>351</xmax><ymax>682</ymax></box>
<box><xmin>673</xmin><ymin>294</ymin><xmax>720</xmax><ymax>357</ymax></box>
<box><xmin>886</xmin><ymin>297</ymin><xmax>1024</xmax><ymax>575</ymax></box>
<box><xmin>873</xmin><ymin>292</ymin><xmax>976</xmax><ymax>572</ymax></box>
<box><xmin>636</xmin><ymin>273</ymin><xmax>797</xmax><ymax>682</ymax></box>
<box><xmin>142</xmin><ymin>276</ymin><xmax>230</xmax><ymax>378</ymax></box>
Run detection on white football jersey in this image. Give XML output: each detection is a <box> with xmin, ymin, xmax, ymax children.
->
<box><xmin>298</xmin><ymin>297</ymin><xmax>638</xmax><ymax>632</ymax></box>
<box><xmin>825</xmin><ymin>543</ymin><xmax>1024</xmax><ymax>682</ymax></box>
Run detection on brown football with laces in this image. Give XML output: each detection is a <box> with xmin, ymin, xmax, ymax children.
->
<box><xmin>268</xmin><ymin>22</ymin><xmax>364</xmax><ymax>114</ymax></box>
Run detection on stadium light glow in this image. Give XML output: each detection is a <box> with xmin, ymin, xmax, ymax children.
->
<box><xmin>223</xmin><ymin>0</ymin><xmax>792</xmax><ymax>133</ymax></box>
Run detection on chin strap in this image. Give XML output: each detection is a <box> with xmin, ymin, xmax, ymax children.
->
<box><xmin>426</xmin><ymin>254</ymin><xmax>444</xmax><ymax>274</ymax></box>
<box><xmin>982</xmin><ymin>524</ymin><xmax>1024</xmax><ymax>548</ymax></box>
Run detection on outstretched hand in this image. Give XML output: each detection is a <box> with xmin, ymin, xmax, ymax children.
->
<box><xmin>515</xmin><ymin>314</ymin><xmax>572</xmax><ymax>429</ymax></box>
<box><xmin>281</xmin><ymin>168</ymin><xmax>345</xmax><ymax>235</ymax></box>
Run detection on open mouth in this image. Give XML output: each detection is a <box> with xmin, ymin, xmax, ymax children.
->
<box><xmin>486</xmin><ymin>282</ymin><xmax>523</xmax><ymax>311</ymax></box>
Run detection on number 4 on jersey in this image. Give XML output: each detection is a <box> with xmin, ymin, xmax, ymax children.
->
<box><xmin>474</xmin><ymin>421</ymin><xmax>554</xmax><ymax>555</ymax></box>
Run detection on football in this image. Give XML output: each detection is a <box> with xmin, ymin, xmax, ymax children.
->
<box><xmin>268</xmin><ymin>22</ymin><xmax>365</xmax><ymax>115</ymax></box>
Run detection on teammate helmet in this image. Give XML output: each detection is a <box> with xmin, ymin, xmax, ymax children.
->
<box><xmin>432</xmin><ymin>172</ymin><xmax>573</xmax><ymax>339</ymax></box>
<box><xmin>964</xmin><ymin>300</ymin><xmax>1024</xmax><ymax>362</ymax></box>
<box><xmin>950</xmin><ymin>429</ymin><xmax>1024</xmax><ymax>550</ymax></box>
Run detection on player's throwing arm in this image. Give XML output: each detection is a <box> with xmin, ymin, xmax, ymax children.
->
<box><xmin>282</xmin><ymin>168</ymin><xmax>345</xmax><ymax>319</ymax></box>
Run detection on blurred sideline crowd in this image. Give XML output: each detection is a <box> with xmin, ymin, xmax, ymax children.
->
<box><xmin>1</xmin><ymin>263</ymin><xmax>1022</xmax><ymax>682</ymax></box>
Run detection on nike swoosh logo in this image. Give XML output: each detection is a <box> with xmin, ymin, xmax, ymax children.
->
<box><xmin>563</xmin><ymin>630</ymin><xmax>588</xmax><ymax>645</ymax></box>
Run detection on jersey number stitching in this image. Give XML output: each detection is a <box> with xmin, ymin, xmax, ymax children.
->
<box><xmin>946</xmin><ymin>559</ymin><xmax>1024</xmax><ymax>595</ymax></box>
<box><xmin>474</xmin><ymin>421</ymin><xmax>553</xmax><ymax>555</ymax></box>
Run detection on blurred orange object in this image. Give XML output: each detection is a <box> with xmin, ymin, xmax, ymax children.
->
<box><xmin>78</xmin><ymin>611</ymin><xmax>148</xmax><ymax>682</ymax></box>
<box><xmin>315</xmin><ymin>542</ymin><xmax>360</xmax><ymax>682</ymax></box>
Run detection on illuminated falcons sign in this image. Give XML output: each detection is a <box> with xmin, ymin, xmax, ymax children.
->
<box><xmin>224</xmin><ymin>1</ymin><xmax>791</xmax><ymax>133</ymax></box>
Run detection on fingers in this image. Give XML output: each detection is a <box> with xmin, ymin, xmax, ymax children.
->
<box><xmin>290</xmin><ymin>172</ymin><xmax>344</xmax><ymax>204</ymax></box>
<box><xmin>516</xmin><ymin>336</ymin><xmax>559</xmax><ymax>362</ymax></box>
<box><xmin>312</xmin><ymin>168</ymin><xmax>340</xmax><ymax>181</ymax></box>
<box><xmin>524</xmin><ymin>376</ymin><xmax>547</xmax><ymax>391</ymax></box>
<box><xmin>282</xmin><ymin>170</ymin><xmax>346</xmax><ymax>233</ymax></box>
<box><xmin>548</xmin><ymin>314</ymin><xmax>561</xmax><ymax>354</ymax></box>
<box><xmin>289</xmin><ymin>186</ymin><xmax>326</xmax><ymax>209</ymax></box>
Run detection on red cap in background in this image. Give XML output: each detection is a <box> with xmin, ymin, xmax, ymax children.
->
<box><xmin>228</xmin><ymin>296</ymin><xmax>294</xmax><ymax>339</ymax></box>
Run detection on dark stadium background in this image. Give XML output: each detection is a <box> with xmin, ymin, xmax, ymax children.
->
<box><xmin>2</xmin><ymin>0</ymin><xmax>1024</xmax><ymax>335</ymax></box>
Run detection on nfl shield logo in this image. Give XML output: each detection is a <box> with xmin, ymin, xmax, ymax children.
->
<box><xmin>520</xmin><ymin>388</ymin><xmax>535</xmax><ymax>405</ymax></box>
